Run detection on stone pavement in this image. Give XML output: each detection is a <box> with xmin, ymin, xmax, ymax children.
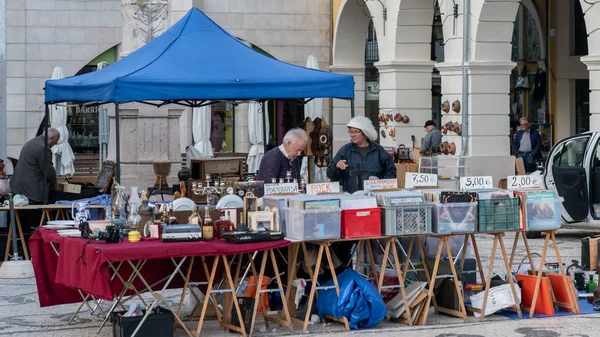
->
<box><xmin>1</xmin><ymin>228</ymin><xmax>599</xmax><ymax>337</ymax></box>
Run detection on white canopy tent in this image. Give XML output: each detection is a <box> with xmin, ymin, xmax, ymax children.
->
<box><xmin>247</xmin><ymin>101</ymin><xmax>269</xmax><ymax>173</ymax></box>
<box><xmin>49</xmin><ymin>67</ymin><xmax>75</xmax><ymax>176</ymax></box>
<box><xmin>301</xmin><ymin>55</ymin><xmax>328</xmax><ymax>183</ymax></box>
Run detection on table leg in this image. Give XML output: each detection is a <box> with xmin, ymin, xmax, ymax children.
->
<box><xmin>529</xmin><ymin>230</ymin><xmax>550</xmax><ymax>317</ymax></box>
<box><xmin>269</xmin><ymin>249</ymin><xmax>294</xmax><ymax>334</ymax></box>
<box><xmin>377</xmin><ymin>239</ymin><xmax>392</xmax><ymax>290</ymax></box>
<box><xmin>497</xmin><ymin>234</ymin><xmax>523</xmax><ymax>319</ymax></box>
<box><xmin>220</xmin><ymin>255</ymin><xmax>248</xmax><ymax>337</ymax></box>
<box><xmin>324</xmin><ymin>244</ymin><xmax>350</xmax><ymax>330</ymax></box>
<box><xmin>366</xmin><ymin>239</ymin><xmax>378</xmax><ymax>281</ymax></box>
<box><xmin>177</xmin><ymin>256</ymin><xmax>195</xmax><ymax>318</ymax></box>
<box><xmin>469</xmin><ymin>233</ymin><xmax>486</xmax><ymax>284</ymax></box>
<box><xmin>247</xmin><ymin>252</ymin><xmax>270</xmax><ymax>327</ymax></box>
<box><xmin>301</xmin><ymin>243</ymin><xmax>323</xmax><ymax>334</ymax></box>
<box><xmin>285</xmin><ymin>243</ymin><xmax>300</xmax><ymax>320</ymax></box>
<box><xmin>402</xmin><ymin>237</ymin><xmax>415</xmax><ymax>278</ymax></box>
<box><xmin>442</xmin><ymin>237</ymin><xmax>468</xmax><ymax>323</ymax></box>
<box><xmin>419</xmin><ymin>236</ymin><xmax>444</xmax><ymax>326</ymax></box>
<box><xmin>193</xmin><ymin>257</ymin><xmax>219</xmax><ymax>337</ymax></box>
<box><xmin>199</xmin><ymin>257</ymin><xmax>223</xmax><ymax>325</ymax></box>
<box><xmin>390</xmin><ymin>238</ymin><xmax>412</xmax><ymax>325</ymax></box>
<box><xmin>477</xmin><ymin>234</ymin><xmax>499</xmax><ymax>322</ymax></box>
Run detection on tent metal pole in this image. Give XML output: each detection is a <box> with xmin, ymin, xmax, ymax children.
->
<box><xmin>350</xmin><ymin>99</ymin><xmax>355</xmax><ymax>118</ymax></box>
<box><xmin>115</xmin><ymin>103</ymin><xmax>121</xmax><ymax>184</ymax></box>
<box><xmin>232</xmin><ymin>104</ymin><xmax>236</xmax><ymax>152</ymax></box>
<box><xmin>261</xmin><ymin>101</ymin><xmax>267</xmax><ymax>154</ymax></box>
<box><xmin>44</xmin><ymin>103</ymin><xmax>49</xmax><ymax>204</ymax></box>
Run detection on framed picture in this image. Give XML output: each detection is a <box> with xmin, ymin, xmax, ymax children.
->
<box><xmin>248</xmin><ymin>211</ymin><xmax>276</xmax><ymax>232</ymax></box>
<box><xmin>243</xmin><ymin>195</ymin><xmax>258</xmax><ymax>225</ymax></box>
<box><xmin>94</xmin><ymin>161</ymin><xmax>116</xmax><ymax>194</ymax></box>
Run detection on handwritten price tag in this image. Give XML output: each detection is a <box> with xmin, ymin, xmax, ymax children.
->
<box><xmin>507</xmin><ymin>175</ymin><xmax>541</xmax><ymax>190</ymax></box>
<box><xmin>263</xmin><ymin>183</ymin><xmax>299</xmax><ymax>195</ymax></box>
<box><xmin>405</xmin><ymin>173</ymin><xmax>438</xmax><ymax>188</ymax></box>
<box><xmin>363</xmin><ymin>179</ymin><xmax>398</xmax><ymax>192</ymax></box>
<box><xmin>306</xmin><ymin>182</ymin><xmax>340</xmax><ymax>195</ymax></box>
<box><xmin>460</xmin><ymin>176</ymin><xmax>493</xmax><ymax>190</ymax></box>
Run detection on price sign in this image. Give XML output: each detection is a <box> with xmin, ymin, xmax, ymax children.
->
<box><xmin>507</xmin><ymin>175</ymin><xmax>541</xmax><ymax>190</ymax></box>
<box><xmin>363</xmin><ymin>179</ymin><xmax>398</xmax><ymax>192</ymax></box>
<box><xmin>263</xmin><ymin>183</ymin><xmax>299</xmax><ymax>195</ymax></box>
<box><xmin>405</xmin><ymin>172</ymin><xmax>438</xmax><ymax>188</ymax></box>
<box><xmin>460</xmin><ymin>176</ymin><xmax>493</xmax><ymax>190</ymax></box>
<box><xmin>306</xmin><ymin>182</ymin><xmax>340</xmax><ymax>195</ymax></box>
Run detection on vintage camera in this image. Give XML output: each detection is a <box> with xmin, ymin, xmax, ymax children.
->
<box><xmin>79</xmin><ymin>221</ymin><xmax>91</xmax><ymax>239</ymax></box>
<box><xmin>96</xmin><ymin>225</ymin><xmax>121</xmax><ymax>243</ymax></box>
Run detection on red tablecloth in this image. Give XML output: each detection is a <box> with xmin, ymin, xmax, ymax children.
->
<box><xmin>30</xmin><ymin>228</ymin><xmax>290</xmax><ymax>305</ymax></box>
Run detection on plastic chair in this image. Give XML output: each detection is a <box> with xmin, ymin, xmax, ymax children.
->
<box><xmin>172</xmin><ymin>197</ymin><xmax>195</xmax><ymax>211</ymax></box>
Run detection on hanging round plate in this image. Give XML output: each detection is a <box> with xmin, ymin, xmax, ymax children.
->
<box><xmin>216</xmin><ymin>195</ymin><xmax>244</xmax><ymax>209</ymax></box>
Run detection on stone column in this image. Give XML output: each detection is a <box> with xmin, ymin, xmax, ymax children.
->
<box><xmin>235</xmin><ymin>103</ymin><xmax>250</xmax><ymax>153</ymax></box>
<box><xmin>437</xmin><ymin>61</ymin><xmax>515</xmax><ymax>156</ymax></box>
<box><xmin>107</xmin><ymin>105</ymin><xmax>183</xmax><ymax>188</ymax></box>
<box><xmin>329</xmin><ymin>65</ymin><xmax>365</xmax><ymax>154</ymax></box>
<box><xmin>375</xmin><ymin>60</ymin><xmax>436</xmax><ymax>149</ymax></box>
<box><xmin>582</xmin><ymin>56</ymin><xmax>600</xmax><ymax>132</ymax></box>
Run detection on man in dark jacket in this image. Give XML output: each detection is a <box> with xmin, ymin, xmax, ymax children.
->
<box><xmin>513</xmin><ymin>117</ymin><xmax>542</xmax><ymax>173</ymax></box>
<box><xmin>253</xmin><ymin>128</ymin><xmax>307</xmax><ymax>197</ymax></box>
<box><xmin>421</xmin><ymin>120</ymin><xmax>442</xmax><ymax>155</ymax></box>
<box><xmin>10</xmin><ymin>128</ymin><xmax>60</xmax><ymax>204</ymax></box>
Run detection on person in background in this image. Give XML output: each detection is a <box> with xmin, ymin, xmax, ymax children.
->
<box><xmin>513</xmin><ymin>117</ymin><xmax>542</xmax><ymax>173</ymax></box>
<box><xmin>253</xmin><ymin>128</ymin><xmax>308</xmax><ymax>197</ymax></box>
<box><xmin>10</xmin><ymin>128</ymin><xmax>60</xmax><ymax>205</ymax></box>
<box><xmin>420</xmin><ymin>120</ymin><xmax>442</xmax><ymax>155</ymax></box>
<box><xmin>327</xmin><ymin>116</ymin><xmax>396</xmax><ymax>194</ymax></box>
<box><xmin>9</xmin><ymin>128</ymin><xmax>60</xmax><ymax>233</ymax></box>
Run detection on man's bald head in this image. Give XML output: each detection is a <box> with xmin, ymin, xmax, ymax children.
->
<box><xmin>45</xmin><ymin>128</ymin><xmax>60</xmax><ymax>147</ymax></box>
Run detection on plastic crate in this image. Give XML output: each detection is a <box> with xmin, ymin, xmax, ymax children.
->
<box><xmin>111</xmin><ymin>307</ymin><xmax>174</xmax><ymax>337</ymax></box>
<box><xmin>525</xmin><ymin>197</ymin><xmax>562</xmax><ymax>230</ymax></box>
<box><xmin>432</xmin><ymin>202</ymin><xmax>478</xmax><ymax>233</ymax></box>
<box><xmin>262</xmin><ymin>196</ymin><xmax>289</xmax><ymax>235</ymax></box>
<box><xmin>341</xmin><ymin>208</ymin><xmax>381</xmax><ymax>238</ymax></box>
<box><xmin>381</xmin><ymin>203</ymin><xmax>432</xmax><ymax>235</ymax></box>
<box><xmin>285</xmin><ymin>208</ymin><xmax>341</xmax><ymax>240</ymax></box>
<box><xmin>477</xmin><ymin>198</ymin><xmax>520</xmax><ymax>232</ymax></box>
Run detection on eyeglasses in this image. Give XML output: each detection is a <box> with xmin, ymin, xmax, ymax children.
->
<box><xmin>348</xmin><ymin>130</ymin><xmax>362</xmax><ymax>135</ymax></box>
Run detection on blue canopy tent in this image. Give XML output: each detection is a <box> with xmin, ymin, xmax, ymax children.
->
<box><xmin>42</xmin><ymin>7</ymin><xmax>355</xmax><ymax>197</ymax></box>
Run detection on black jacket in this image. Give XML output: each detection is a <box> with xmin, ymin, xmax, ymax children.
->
<box><xmin>9</xmin><ymin>136</ymin><xmax>57</xmax><ymax>203</ymax></box>
<box><xmin>513</xmin><ymin>129</ymin><xmax>543</xmax><ymax>160</ymax></box>
<box><xmin>327</xmin><ymin>142</ymin><xmax>396</xmax><ymax>193</ymax></box>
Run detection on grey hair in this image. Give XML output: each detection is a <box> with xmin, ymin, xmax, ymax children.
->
<box><xmin>43</xmin><ymin>127</ymin><xmax>60</xmax><ymax>138</ymax></box>
<box><xmin>519</xmin><ymin>117</ymin><xmax>530</xmax><ymax>124</ymax></box>
<box><xmin>283</xmin><ymin>128</ymin><xmax>308</xmax><ymax>145</ymax></box>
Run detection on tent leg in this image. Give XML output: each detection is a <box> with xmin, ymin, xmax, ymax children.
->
<box><xmin>115</xmin><ymin>103</ymin><xmax>121</xmax><ymax>184</ymax></box>
<box><xmin>350</xmin><ymin>99</ymin><xmax>355</xmax><ymax>118</ymax></box>
<box><xmin>232</xmin><ymin>105</ymin><xmax>236</xmax><ymax>153</ymax></box>
<box><xmin>261</xmin><ymin>101</ymin><xmax>267</xmax><ymax>155</ymax></box>
<box><xmin>44</xmin><ymin>103</ymin><xmax>49</xmax><ymax>204</ymax></box>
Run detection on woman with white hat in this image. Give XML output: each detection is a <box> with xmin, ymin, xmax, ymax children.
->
<box><xmin>326</xmin><ymin>116</ymin><xmax>396</xmax><ymax>193</ymax></box>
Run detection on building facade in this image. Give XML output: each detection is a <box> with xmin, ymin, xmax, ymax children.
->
<box><xmin>331</xmin><ymin>0</ymin><xmax>600</xmax><ymax>162</ymax></box>
<box><xmin>0</xmin><ymin>0</ymin><xmax>332</xmax><ymax>187</ymax></box>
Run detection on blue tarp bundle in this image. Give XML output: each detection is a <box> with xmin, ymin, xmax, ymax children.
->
<box><xmin>44</xmin><ymin>8</ymin><xmax>354</xmax><ymax>104</ymax></box>
<box><xmin>316</xmin><ymin>269</ymin><xmax>386</xmax><ymax>329</ymax></box>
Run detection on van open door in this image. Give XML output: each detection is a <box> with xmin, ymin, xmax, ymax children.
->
<box><xmin>545</xmin><ymin>135</ymin><xmax>591</xmax><ymax>223</ymax></box>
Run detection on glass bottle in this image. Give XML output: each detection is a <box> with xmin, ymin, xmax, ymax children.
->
<box><xmin>216</xmin><ymin>210</ymin><xmax>234</xmax><ymax>239</ymax></box>
<box><xmin>271</xmin><ymin>178</ymin><xmax>277</xmax><ymax>184</ymax></box>
<box><xmin>168</xmin><ymin>202</ymin><xmax>178</xmax><ymax>224</ymax></box>
<box><xmin>111</xmin><ymin>186</ymin><xmax>126</xmax><ymax>232</ymax></box>
<box><xmin>160</xmin><ymin>204</ymin><xmax>169</xmax><ymax>225</ymax></box>
<box><xmin>586</xmin><ymin>274</ymin><xmax>597</xmax><ymax>293</ymax></box>
<box><xmin>285</xmin><ymin>170</ymin><xmax>292</xmax><ymax>183</ymax></box>
<box><xmin>189</xmin><ymin>205</ymin><xmax>200</xmax><ymax>225</ymax></box>
<box><xmin>202</xmin><ymin>206</ymin><xmax>214</xmax><ymax>241</ymax></box>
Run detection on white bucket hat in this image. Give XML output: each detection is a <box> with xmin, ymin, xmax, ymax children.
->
<box><xmin>346</xmin><ymin>116</ymin><xmax>378</xmax><ymax>141</ymax></box>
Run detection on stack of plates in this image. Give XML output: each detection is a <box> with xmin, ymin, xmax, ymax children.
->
<box><xmin>57</xmin><ymin>229</ymin><xmax>81</xmax><ymax>237</ymax></box>
<box><xmin>45</xmin><ymin>220</ymin><xmax>76</xmax><ymax>229</ymax></box>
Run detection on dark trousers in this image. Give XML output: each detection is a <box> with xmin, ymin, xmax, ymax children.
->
<box><xmin>517</xmin><ymin>153</ymin><xmax>537</xmax><ymax>173</ymax></box>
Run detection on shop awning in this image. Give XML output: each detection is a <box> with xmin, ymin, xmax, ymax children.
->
<box><xmin>44</xmin><ymin>8</ymin><xmax>354</xmax><ymax>104</ymax></box>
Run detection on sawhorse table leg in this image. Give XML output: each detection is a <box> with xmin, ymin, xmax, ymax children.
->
<box><xmin>4</xmin><ymin>210</ymin><xmax>29</xmax><ymax>260</ymax></box>
<box><xmin>416</xmin><ymin>235</ymin><xmax>467</xmax><ymax>324</ymax></box>
<box><xmin>464</xmin><ymin>233</ymin><xmax>522</xmax><ymax>320</ymax></box>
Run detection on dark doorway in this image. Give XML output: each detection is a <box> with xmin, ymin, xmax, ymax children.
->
<box><xmin>576</xmin><ymin>79</ymin><xmax>590</xmax><ymax>134</ymax></box>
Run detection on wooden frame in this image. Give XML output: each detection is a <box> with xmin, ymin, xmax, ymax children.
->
<box><xmin>94</xmin><ymin>161</ymin><xmax>115</xmax><ymax>194</ymax></box>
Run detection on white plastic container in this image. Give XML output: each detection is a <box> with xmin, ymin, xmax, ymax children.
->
<box><xmin>285</xmin><ymin>208</ymin><xmax>341</xmax><ymax>240</ymax></box>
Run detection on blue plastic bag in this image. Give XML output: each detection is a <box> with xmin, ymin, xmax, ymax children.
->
<box><xmin>316</xmin><ymin>269</ymin><xmax>386</xmax><ymax>329</ymax></box>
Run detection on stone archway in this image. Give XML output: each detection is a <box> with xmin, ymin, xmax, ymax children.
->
<box><xmin>374</xmin><ymin>0</ymin><xmax>437</xmax><ymax>149</ymax></box>
<box><xmin>450</xmin><ymin>0</ymin><xmax>520</xmax><ymax>156</ymax></box>
<box><xmin>580</xmin><ymin>1</ymin><xmax>600</xmax><ymax>131</ymax></box>
<box><xmin>331</xmin><ymin>0</ymin><xmax>379</xmax><ymax>153</ymax></box>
